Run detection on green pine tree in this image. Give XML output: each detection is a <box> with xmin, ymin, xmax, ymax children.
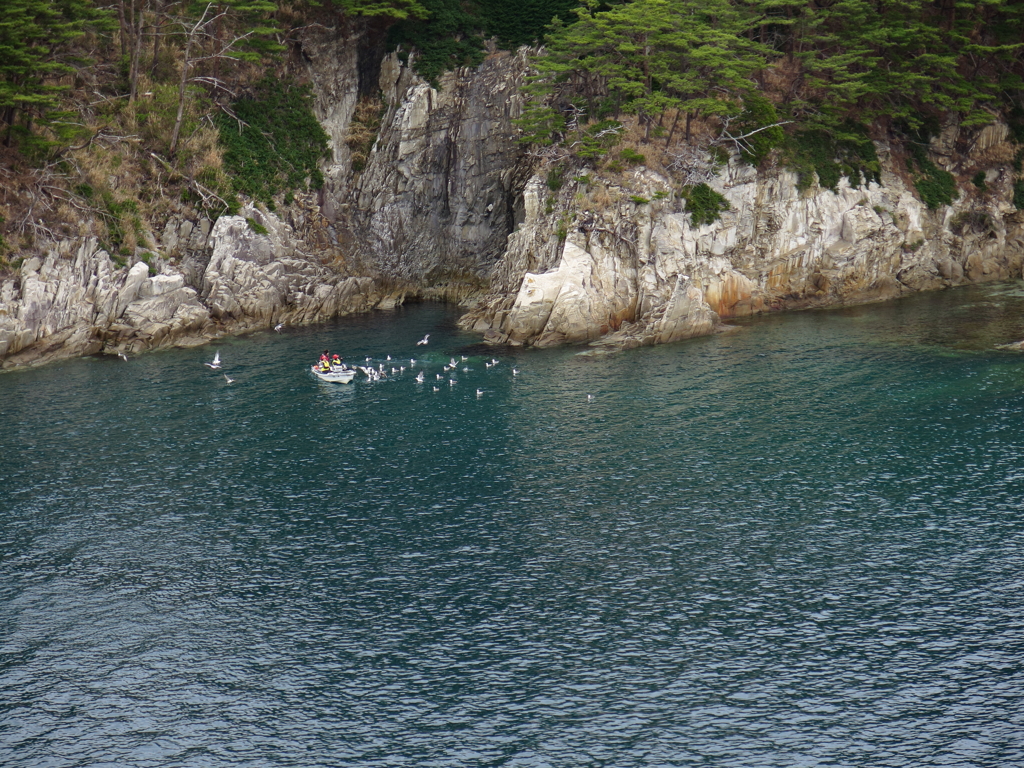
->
<box><xmin>0</xmin><ymin>0</ymin><xmax>111</xmax><ymax>145</ymax></box>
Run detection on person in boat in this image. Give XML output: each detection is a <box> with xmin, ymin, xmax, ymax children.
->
<box><xmin>331</xmin><ymin>354</ymin><xmax>344</xmax><ymax>370</ymax></box>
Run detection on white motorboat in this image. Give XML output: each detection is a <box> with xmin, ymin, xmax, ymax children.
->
<box><xmin>311</xmin><ymin>365</ymin><xmax>357</xmax><ymax>383</ymax></box>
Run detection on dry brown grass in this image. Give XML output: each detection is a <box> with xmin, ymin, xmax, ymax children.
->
<box><xmin>589</xmin><ymin>181</ymin><xmax>615</xmax><ymax>211</ymax></box>
<box><xmin>346</xmin><ymin>96</ymin><xmax>385</xmax><ymax>173</ymax></box>
<box><xmin>0</xmin><ymin>30</ymin><xmax>288</xmax><ymax>264</ymax></box>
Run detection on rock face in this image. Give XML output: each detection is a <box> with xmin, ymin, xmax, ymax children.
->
<box><xmin>200</xmin><ymin>209</ymin><xmax>375</xmax><ymax>331</ymax></box>
<box><xmin>304</xmin><ymin>28</ymin><xmax>532</xmax><ymax>291</ymax></box>
<box><xmin>0</xmin><ymin>206</ymin><xmax>377</xmax><ymax>369</ymax></box>
<box><xmin>461</xmin><ymin>123</ymin><xmax>1024</xmax><ymax>349</ymax></box>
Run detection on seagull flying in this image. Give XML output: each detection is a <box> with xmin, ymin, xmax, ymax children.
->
<box><xmin>224</xmin><ymin>374</ymin><xmax>235</xmax><ymax>384</ymax></box>
<box><xmin>274</xmin><ymin>323</ymin><xmax>283</xmax><ymax>333</ymax></box>
<box><xmin>118</xmin><ymin>352</ymin><xmax>128</xmax><ymax>362</ymax></box>
<box><xmin>416</xmin><ymin>334</ymin><xmax>430</xmax><ymax>346</ymax></box>
<box><xmin>416</xmin><ymin>371</ymin><xmax>425</xmax><ymax>383</ymax></box>
<box><xmin>204</xmin><ymin>351</ymin><xmax>222</xmax><ymax>369</ymax></box>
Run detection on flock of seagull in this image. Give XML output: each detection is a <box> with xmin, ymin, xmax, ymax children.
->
<box><xmin>347</xmin><ymin>344</ymin><xmax>520</xmax><ymax>398</ymax></box>
<box><xmin>190</xmin><ymin>331</ymin><xmax>524</xmax><ymax>397</ymax></box>
<box><xmin>115</xmin><ymin>327</ymin><xmax>594</xmax><ymax>401</ymax></box>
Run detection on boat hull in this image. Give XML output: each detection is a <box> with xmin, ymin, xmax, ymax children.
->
<box><xmin>311</xmin><ymin>366</ymin><xmax>356</xmax><ymax>383</ymax></box>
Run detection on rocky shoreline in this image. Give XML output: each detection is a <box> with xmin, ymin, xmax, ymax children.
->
<box><xmin>3</xmin><ymin>43</ymin><xmax>1024</xmax><ymax>370</ymax></box>
<box><xmin>0</xmin><ymin>205</ymin><xmax>379</xmax><ymax>370</ymax></box>
<box><xmin>460</xmin><ymin>124</ymin><xmax>1024</xmax><ymax>350</ymax></box>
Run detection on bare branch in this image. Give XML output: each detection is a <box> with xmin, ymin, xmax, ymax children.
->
<box><xmin>149</xmin><ymin>152</ymin><xmax>231</xmax><ymax>214</ymax></box>
<box><xmin>216</xmin><ymin>102</ymin><xmax>250</xmax><ymax>134</ymax></box>
<box><xmin>187</xmin><ymin>76</ymin><xmax>237</xmax><ymax>97</ymax></box>
<box><xmin>714</xmin><ymin>120</ymin><xmax>793</xmax><ymax>155</ymax></box>
<box><xmin>666</xmin><ymin>144</ymin><xmax>721</xmax><ymax>187</ymax></box>
<box><xmin>189</xmin><ymin>31</ymin><xmax>255</xmax><ymax>64</ymax></box>
<box><xmin>65</xmin><ymin>130</ymin><xmax>141</xmax><ymax>152</ymax></box>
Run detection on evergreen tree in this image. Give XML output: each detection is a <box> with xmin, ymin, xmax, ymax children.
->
<box><xmin>0</xmin><ymin>0</ymin><xmax>110</xmax><ymax>144</ymax></box>
<box><xmin>536</xmin><ymin>0</ymin><xmax>769</xmax><ymax>142</ymax></box>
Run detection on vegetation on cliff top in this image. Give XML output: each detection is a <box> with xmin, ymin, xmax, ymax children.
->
<box><xmin>1</xmin><ymin>0</ymin><xmax>1024</xmax><ymax>266</ymax></box>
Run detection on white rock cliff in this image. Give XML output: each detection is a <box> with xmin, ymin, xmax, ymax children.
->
<box><xmin>462</xmin><ymin>122</ymin><xmax>1024</xmax><ymax>349</ymax></box>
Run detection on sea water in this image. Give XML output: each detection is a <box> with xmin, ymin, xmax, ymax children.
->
<box><xmin>3</xmin><ymin>283</ymin><xmax>1024</xmax><ymax>767</ymax></box>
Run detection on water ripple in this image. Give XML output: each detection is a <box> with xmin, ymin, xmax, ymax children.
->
<box><xmin>3</xmin><ymin>291</ymin><xmax>1024</xmax><ymax>765</ymax></box>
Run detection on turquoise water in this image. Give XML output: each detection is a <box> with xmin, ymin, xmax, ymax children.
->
<box><xmin>3</xmin><ymin>283</ymin><xmax>1024</xmax><ymax>767</ymax></box>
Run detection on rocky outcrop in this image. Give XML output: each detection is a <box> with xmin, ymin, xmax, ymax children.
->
<box><xmin>0</xmin><ymin>205</ymin><xmax>378</xmax><ymax>369</ymax></box>
<box><xmin>461</xmin><ymin>121</ymin><xmax>1024</xmax><ymax>349</ymax></box>
<box><xmin>200</xmin><ymin>208</ymin><xmax>375</xmax><ymax>331</ymax></box>
<box><xmin>0</xmin><ymin>239</ymin><xmax>209</xmax><ymax>368</ymax></box>
<box><xmin>304</xmin><ymin>30</ymin><xmax>532</xmax><ymax>290</ymax></box>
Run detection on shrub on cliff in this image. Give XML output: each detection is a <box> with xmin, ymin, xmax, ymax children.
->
<box><xmin>215</xmin><ymin>79</ymin><xmax>330</xmax><ymax>206</ymax></box>
<box><xmin>784</xmin><ymin>125</ymin><xmax>880</xmax><ymax>192</ymax></box>
<box><xmin>681</xmin><ymin>183</ymin><xmax>729</xmax><ymax>226</ymax></box>
<box><xmin>907</xmin><ymin>143</ymin><xmax>957</xmax><ymax>209</ymax></box>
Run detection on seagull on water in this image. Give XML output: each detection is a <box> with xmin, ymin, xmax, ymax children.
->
<box><xmin>437</xmin><ymin>373</ymin><xmax>444</xmax><ymax>380</ymax></box>
<box><xmin>449</xmin><ymin>379</ymin><xmax>456</xmax><ymax>386</ymax></box>
<box><xmin>224</xmin><ymin>374</ymin><xmax>235</xmax><ymax>384</ymax></box>
<box><xmin>204</xmin><ymin>351</ymin><xmax>222</xmax><ymax>369</ymax></box>
<box><xmin>587</xmin><ymin>394</ymin><xmax>595</xmax><ymax>401</ymax></box>
<box><xmin>512</xmin><ymin>368</ymin><xmax>519</xmax><ymax>376</ymax></box>
<box><xmin>476</xmin><ymin>388</ymin><xmax>483</xmax><ymax>397</ymax></box>
<box><xmin>416</xmin><ymin>334</ymin><xmax>430</xmax><ymax>346</ymax></box>
<box><xmin>433</xmin><ymin>386</ymin><xmax>440</xmax><ymax>392</ymax></box>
